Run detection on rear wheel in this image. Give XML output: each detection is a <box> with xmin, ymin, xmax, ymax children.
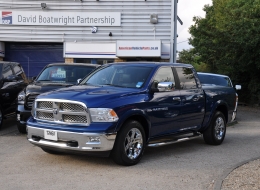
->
<box><xmin>0</xmin><ymin>106</ymin><xmax>3</xmax><ymax>130</ymax></box>
<box><xmin>111</xmin><ymin>120</ymin><xmax>146</xmax><ymax>166</ymax></box>
<box><xmin>203</xmin><ymin>111</ymin><xmax>226</xmax><ymax>145</ymax></box>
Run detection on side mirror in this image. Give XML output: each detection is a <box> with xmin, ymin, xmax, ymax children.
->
<box><xmin>77</xmin><ymin>78</ymin><xmax>82</xmax><ymax>84</ymax></box>
<box><xmin>235</xmin><ymin>85</ymin><xmax>241</xmax><ymax>90</ymax></box>
<box><xmin>158</xmin><ymin>82</ymin><xmax>175</xmax><ymax>92</ymax></box>
<box><xmin>32</xmin><ymin>76</ymin><xmax>37</xmax><ymax>80</ymax></box>
<box><xmin>151</xmin><ymin>82</ymin><xmax>174</xmax><ymax>92</ymax></box>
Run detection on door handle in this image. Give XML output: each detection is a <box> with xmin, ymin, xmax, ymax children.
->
<box><xmin>172</xmin><ymin>97</ymin><xmax>181</xmax><ymax>101</ymax></box>
<box><xmin>193</xmin><ymin>95</ymin><xmax>204</xmax><ymax>101</ymax></box>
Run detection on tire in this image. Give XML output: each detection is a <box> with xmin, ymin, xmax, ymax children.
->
<box><xmin>41</xmin><ymin>147</ymin><xmax>62</xmax><ymax>155</ymax></box>
<box><xmin>203</xmin><ymin>111</ymin><xmax>226</xmax><ymax>145</ymax></box>
<box><xmin>17</xmin><ymin>123</ymin><xmax>27</xmax><ymax>134</ymax></box>
<box><xmin>111</xmin><ymin>120</ymin><xmax>146</xmax><ymax>166</ymax></box>
<box><xmin>0</xmin><ymin>106</ymin><xmax>3</xmax><ymax>130</ymax></box>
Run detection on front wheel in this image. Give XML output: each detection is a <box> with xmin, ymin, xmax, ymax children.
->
<box><xmin>111</xmin><ymin>120</ymin><xmax>146</xmax><ymax>166</ymax></box>
<box><xmin>203</xmin><ymin>111</ymin><xmax>226</xmax><ymax>145</ymax></box>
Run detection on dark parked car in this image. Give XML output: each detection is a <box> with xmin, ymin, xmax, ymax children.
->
<box><xmin>197</xmin><ymin>72</ymin><xmax>241</xmax><ymax>121</ymax></box>
<box><xmin>17</xmin><ymin>63</ymin><xmax>99</xmax><ymax>133</ymax></box>
<box><xmin>0</xmin><ymin>61</ymin><xmax>28</xmax><ymax>129</ymax></box>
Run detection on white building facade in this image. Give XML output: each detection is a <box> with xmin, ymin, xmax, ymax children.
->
<box><xmin>0</xmin><ymin>0</ymin><xmax>175</xmax><ymax>77</ymax></box>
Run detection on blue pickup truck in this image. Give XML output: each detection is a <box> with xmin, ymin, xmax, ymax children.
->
<box><xmin>27</xmin><ymin>62</ymin><xmax>237</xmax><ymax>165</ymax></box>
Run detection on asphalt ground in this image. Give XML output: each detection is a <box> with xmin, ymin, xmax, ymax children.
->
<box><xmin>0</xmin><ymin>106</ymin><xmax>259</xmax><ymax>190</ymax></box>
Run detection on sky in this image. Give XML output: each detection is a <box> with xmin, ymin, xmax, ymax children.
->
<box><xmin>177</xmin><ymin>0</ymin><xmax>212</xmax><ymax>52</ymax></box>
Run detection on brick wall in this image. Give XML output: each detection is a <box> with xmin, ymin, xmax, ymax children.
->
<box><xmin>65</xmin><ymin>58</ymin><xmax>74</xmax><ymax>63</ymax></box>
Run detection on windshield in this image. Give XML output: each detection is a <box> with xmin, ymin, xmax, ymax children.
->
<box><xmin>36</xmin><ymin>65</ymin><xmax>96</xmax><ymax>84</ymax></box>
<box><xmin>198</xmin><ymin>74</ymin><xmax>232</xmax><ymax>87</ymax></box>
<box><xmin>81</xmin><ymin>65</ymin><xmax>152</xmax><ymax>88</ymax></box>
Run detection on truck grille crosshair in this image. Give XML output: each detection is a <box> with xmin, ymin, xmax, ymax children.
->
<box><xmin>33</xmin><ymin>99</ymin><xmax>90</xmax><ymax>126</ymax></box>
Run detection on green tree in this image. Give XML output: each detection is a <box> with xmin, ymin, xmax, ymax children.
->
<box><xmin>177</xmin><ymin>48</ymin><xmax>210</xmax><ymax>72</ymax></box>
<box><xmin>189</xmin><ymin>0</ymin><xmax>260</xmax><ymax>104</ymax></box>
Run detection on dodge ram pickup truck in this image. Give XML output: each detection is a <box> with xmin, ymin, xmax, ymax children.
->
<box><xmin>27</xmin><ymin>62</ymin><xmax>237</xmax><ymax>166</ymax></box>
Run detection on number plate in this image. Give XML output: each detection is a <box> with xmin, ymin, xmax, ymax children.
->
<box><xmin>44</xmin><ymin>129</ymin><xmax>58</xmax><ymax>141</ymax></box>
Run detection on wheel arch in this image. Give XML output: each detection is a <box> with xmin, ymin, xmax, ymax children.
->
<box><xmin>201</xmin><ymin>100</ymin><xmax>229</xmax><ymax>132</ymax></box>
<box><xmin>116</xmin><ymin>110</ymin><xmax>150</xmax><ymax>142</ymax></box>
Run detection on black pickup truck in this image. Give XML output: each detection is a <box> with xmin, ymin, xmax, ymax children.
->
<box><xmin>27</xmin><ymin>62</ymin><xmax>237</xmax><ymax>165</ymax></box>
<box><xmin>0</xmin><ymin>61</ymin><xmax>28</xmax><ymax>129</ymax></box>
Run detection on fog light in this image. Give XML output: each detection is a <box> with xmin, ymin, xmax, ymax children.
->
<box><xmin>17</xmin><ymin>114</ymin><xmax>20</xmax><ymax>121</ymax></box>
<box><xmin>89</xmin><ymin>137</ymin><xmax>100</xmax><ymax>142</ymax></box>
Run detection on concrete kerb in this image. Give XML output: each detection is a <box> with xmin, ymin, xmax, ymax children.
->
<box><xmin>214</xmin><ymin>156</ymin><xmax>260</xmax><ymax>190</ymax></box>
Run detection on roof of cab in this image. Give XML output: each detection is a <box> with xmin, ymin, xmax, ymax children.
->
<box><xmin>197</xmin><ymin>72</ymin><xmax>229</xmax><ymax>78</ymax></box>
<box><xmin>107</xmin><ymin>62</ymin><xmax>193</xmax><ymax>68</ymax></box>
<box><xmin>46</xmin><ymin>63</ymin><xmax>100</xmax><ymax>67</ymax></box>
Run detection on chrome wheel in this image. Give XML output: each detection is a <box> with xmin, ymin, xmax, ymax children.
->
<box><xmin>124</xmin><ymin>128</ymin><xmax>143</xmax><ymax>160</ymax></box>
<box><xmin>214</xmin><ymin>116</ymin><xmax>225</xmax><ymax>140</ymax></box>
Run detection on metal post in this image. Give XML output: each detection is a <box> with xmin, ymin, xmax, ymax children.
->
<box><xmin>170</xmin><ymin>0</ymin><xmax>175</xmax><ymax>63</ymax></box>
<box><xmin>27</xmin><ymin>57</ymin><xmax>29</xmax><ymax>79</ymax></box>
<box><xmin>173</xmin><ymin>0</ymin><xmax>178</xmax><ymax>63</ymax></box>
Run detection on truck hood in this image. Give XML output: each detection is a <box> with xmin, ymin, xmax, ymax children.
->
<box><xmin>36</xmin><ymin>85</ymin><xmax>142</xmax><ymax>107</ymax></box>
<box><xmin>25</xmin><ymin>82</ymin><xmax>73</xmax><ymax>95</ymax></box>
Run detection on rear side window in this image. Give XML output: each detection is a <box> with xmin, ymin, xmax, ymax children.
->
<box><xmin>175</xmin><ymin>67</ymin><xmax>197</xmax><ymax>89</ymax></box>
<box><xmin>198</xmin><ymin>74</ymin><xmax>232</xmax><ymax>87</ymax></box>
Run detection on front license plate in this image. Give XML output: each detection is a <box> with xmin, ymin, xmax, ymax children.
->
<box><xmin>44</xmin><ymin>129</ymin><xmax>58</xmax><ymax>141</ymax></box>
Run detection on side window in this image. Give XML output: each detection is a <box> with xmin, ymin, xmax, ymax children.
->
<box><xmin>2</xmin><ymin>64</ymin><xmax>14</xmax><ymax>87</ymax></box>
<box><xmin>152</xmin><ymin>67</ymin><xmax>175</xmax><ymax>89</ymax></box>
<box><xmin>176</xmin><ymin>67</ymin><xmax>197</xmax><ymax>89</ymax></box>
<box><xmin>2</xmin><ymin>64</ymin><xmax>14</xmax><ymax>79</ymax></box>
<box><xmin>12</xmin><ymin>64</ymin><xmax>25</xmax><ymax>82</ymax></box>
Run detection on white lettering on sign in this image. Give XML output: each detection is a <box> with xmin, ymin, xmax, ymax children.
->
<box><xmin>0</xmin><ymin>11</ymin><xmax>121</xmax><ymax>26</ymax></box>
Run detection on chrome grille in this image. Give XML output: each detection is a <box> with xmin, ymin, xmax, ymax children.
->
<box><xmin>34</xmin><ymin>99</ymin><xmax>89</xmax><ymax>126</ymax></box>
<box><xmin>61</xmin><ymin>103</ymin><xmax>85</xmax><ymax>112</ymax></box>
<box><xmin>63</xmin><ymin>115</ymin><xmax>87</xmax><ymax>123</ymax></box>
<box><xmin>37</xmin><ymin>101</ymin><xmax>53</xmax><ymax>109</ymax></box>
<box><xmin>36</xmin><ymin>111</ymin><xmax>54</xmax><ymax>121</ymax></box>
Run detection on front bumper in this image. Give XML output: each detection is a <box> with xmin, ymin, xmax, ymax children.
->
<box><xmin>27</xmin><ymin>126</ymin><xmax>117</xmax><ymax>154</ymax></box>
<box><xmin>17</xmin><ymin>105</ymin><xmax>31</xmax><ymax>125</ymax></box>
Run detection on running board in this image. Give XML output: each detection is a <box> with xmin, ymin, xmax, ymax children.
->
<box><xmin>148</xmin><ymin>133</ymin><xmax>202</xmax><ymax>147</ymax></box>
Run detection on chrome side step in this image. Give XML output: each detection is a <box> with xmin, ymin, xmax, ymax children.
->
<box><xmin>147</xmin><ymin>133</ymin><xmax>202</xmax><ymax>147</ymax></box>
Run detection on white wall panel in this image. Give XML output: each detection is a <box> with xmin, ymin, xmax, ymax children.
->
<box><xmin>0</xmin><ymin>0</ymin><xmax>172</xmax><ymax>43</ymax></box>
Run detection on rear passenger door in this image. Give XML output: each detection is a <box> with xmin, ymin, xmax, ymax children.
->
<box><xmin>174</xmin><ymin>67</ymin><xmax>205</xmax><ymax>131</ymax></box>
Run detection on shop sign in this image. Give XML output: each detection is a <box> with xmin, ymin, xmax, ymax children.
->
<box><xmin>116</xmin><ymin>41</ymin><xmax>161</xmax><ymax>57</ymax></box>
<box><xmin>64</xmin><ymin>42</ymin><xmax>116</xmax><ymax>58</ymax></box>
<box><xmin>0</xmin><ymin>11</ymin><xmax>121</xmax><ymax>26</ymax></box>
<box><xmin>0</xmin><ymin>42</ymin><xmax>4</xmax><ymax>57</ymax></box>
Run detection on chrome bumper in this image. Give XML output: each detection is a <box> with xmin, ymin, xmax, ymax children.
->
<box><xmin>27</xmin><ymin>126</ymin><xmax>117</xmax><ymax>152</ymax></box>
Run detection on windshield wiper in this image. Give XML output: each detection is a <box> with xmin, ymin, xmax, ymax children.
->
<box><xmin>103</xmin><ymin>84</ymin><xmax>123</xmax><ymax>87</ymax></box>
<box><xmin>36</xmin><ymin>80</ymin><xmax>50</xmax><ymax>82</ymax></box>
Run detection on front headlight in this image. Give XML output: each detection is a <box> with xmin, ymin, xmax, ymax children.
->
<box><xmin>31</xmin><ymin>101</ymin><xmax>36</xmax><ymax>118</ymax></box>
<box><xmin>89</xmin><ymin>108</ymin><xmax>119</xmax><ymax>122</ymax></box>
<box><xmin>18</xmin><ymin>91</ymin><xmax>25</xmax><ymax>104</ymax></box>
